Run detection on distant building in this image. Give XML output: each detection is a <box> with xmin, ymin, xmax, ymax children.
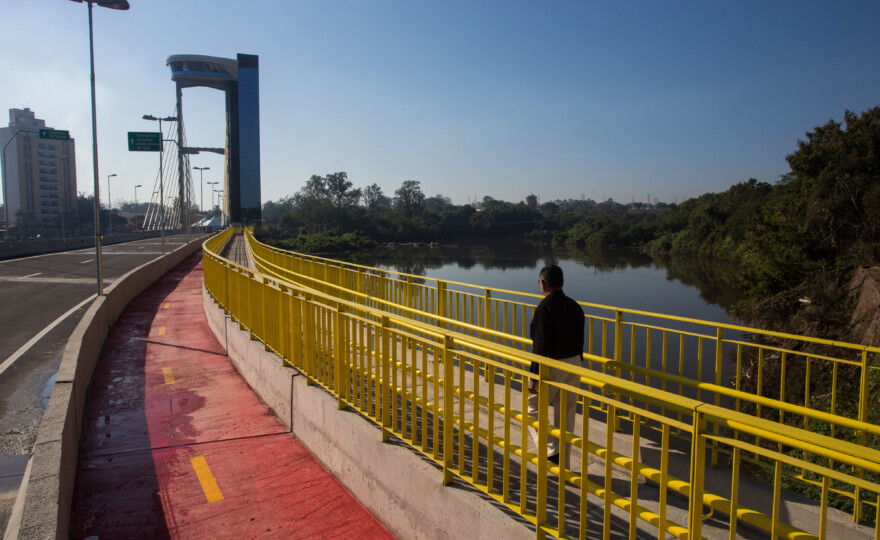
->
<box><xmin>0</xmin><ymin>108</ymin><xmax>77</xmax><ymax>230</ymax></box>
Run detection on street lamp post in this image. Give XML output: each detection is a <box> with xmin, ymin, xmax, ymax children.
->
<box><xmin>207</xmin><ymin>181</ymin><xmax>218</xmax><ymax>223</ymax></box>
<box><xmin>2</xmin><ymin>128</ymin><xmax>39</xmax><ymax>240</ymax></box>
<box><xmin>59</xmin><ymin>155</ymin><xmax>71</xmax><ymax>241</ymax></box>
<box><xmin>70</xmin><ymin>0</ymin><xmax>130</xmax><ymax>296</ymax></box>
<box><xmin>106</xmin><ymin>173</ymin><xmax>116</xmax><ymax>234</ymax></box>
<box><xmin>194</xmin><ymin>166</ymin><xmax>209</xmax><ymax>230</ymax></box>
<box><xmin>142</xmin><ymin>114</ymin><xmax>177</xmax><ymax>255</ymax></box>
<box><xmin>217</xmin><ymin>193</ymin><xmax>225</xmax><ymax>228</ymax></box>
<box><xmin>134</xmin><ymin>184</ymin><xmax>142</xmax><ymax>229</ymax></box>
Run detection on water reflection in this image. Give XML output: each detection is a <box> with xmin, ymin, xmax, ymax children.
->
<box><xmin>338</xmin><ymin>239</ymin><xmax>743</xmax><ymax>315</ymax></box>
<box><xmin>336</xmin><ymin>238</ymin><xmax>746</xmax><ymax>397</ymax></box>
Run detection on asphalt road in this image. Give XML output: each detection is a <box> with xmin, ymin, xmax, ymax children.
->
<box><xmin>0</xmin><ymin>233</ymin><xmax>207</xmax><ymax>530</ymax></box>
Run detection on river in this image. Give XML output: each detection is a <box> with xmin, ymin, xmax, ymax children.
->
<box><xmin>336</xmin><ymin>239</ymin><xmax>742</xmax><ymax>325</ymax></box>
<box><xmin>336</xmin><ymin>239</ymin><xmax>746</xmax><ymax>396</ymax></box>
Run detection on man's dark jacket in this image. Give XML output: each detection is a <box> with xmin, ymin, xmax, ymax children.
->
<box><xmin>529</xmin><ymin>290</ymin><xmax>585</xmax><ymax>375</ymax></box>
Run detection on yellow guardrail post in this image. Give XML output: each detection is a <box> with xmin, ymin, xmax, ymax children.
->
<box><xmin>381</xmin><ymin>315</ymin><xmax>391</xmax><ymax>442</ymax></box>
<box><xmin>262</xmin><ymin>277</ymin><xmax>271</xmax><ymax>351</ymax></box>
<box><xmin>289</xmin><ymin>292</ymin><xmax>300</xmax><ymax>369</ymax></box>
<box><xmin>688</xmin><ymin>407</ymin><xmax>707</xmax><ymax>539</ymax></box>
<box><xmin>442</xmin><ymin>334</ymin><xmax>455</xmax><ymax>485</ymax></box>
<box><xmin>437</xmin><ymin>280</ymin><xmax>447</xmax><ymax>328</ymax></box>
<box><xmin>536</xmin><ymin>362</ymin><xmax>550</xmax><ymax>539</ymax></box>
<box><xmin>304</xmin><ymin>298</ymin><xmax>315</xmax><ymax>386</ymax></box>
<box><xmin>335</xmin><ymin>306</ymin><xmax>346</xmax><ymax>410</ymax></box>
<box><xmin>855</xmin><ymin>348</ymin><xmax>870</xmax><ymax>522</ymax></box>
<box><xmin>484</xmin><ymin>289</ymin><xmax>492</xmax><ymax>338</ymax></box>
<box><xmin>613</xmin><ymin>310</ymin><xmax>623</xmax><ymax>431</ymax></box>
<box><xmin>712</xmin><ymin>327</ymin><xmax>723</xmax><ymax>467</ymax></box>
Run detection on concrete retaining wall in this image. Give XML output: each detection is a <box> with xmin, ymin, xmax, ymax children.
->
<box><xmin>201</xmin><ymin>289</ymin><xmax>532</xmax><ymax>540</ymax></box>
<box><xmin>5</xmin><ymin>237</ymin><xmax>205</xmax><ymax>540</ymax></box>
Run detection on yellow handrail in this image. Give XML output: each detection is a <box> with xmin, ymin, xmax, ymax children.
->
<box><xmin>203</xmin><ymin>232</ymin><xmax>880</xmax><ymax>538</ymax></box>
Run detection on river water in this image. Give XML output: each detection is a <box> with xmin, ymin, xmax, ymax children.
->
<box><xmin>337</xmin><ymin>239</ymin><xmax>746</xmax><ymax>396</ymax></box>
<box><xmin>337</xmin><ymin>239</ymin><xmax>742</xmax><ymax>324</ymax></box>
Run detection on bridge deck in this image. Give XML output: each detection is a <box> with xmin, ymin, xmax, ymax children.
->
<box><xmin>68</xmin><ymin>252</ymin><xmax>392</xmax><ymax>539</ymax></box>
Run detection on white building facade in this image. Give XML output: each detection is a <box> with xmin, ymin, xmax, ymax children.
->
<box><xmin>0</xmin><ymin>108</ymin><xmax>77</xmax><ymax>231</ymax></box>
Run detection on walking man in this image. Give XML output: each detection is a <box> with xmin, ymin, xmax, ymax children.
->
<box><xmin>528</xmin><ymin>264</ymin><xmax>585</xmax><ymax>466</ymax></box>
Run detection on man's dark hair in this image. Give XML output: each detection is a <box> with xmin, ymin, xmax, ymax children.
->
<box><xmin>539</xmin><ymin>264</ymin><xmax>564</xmax><ymax>289</ymax></box>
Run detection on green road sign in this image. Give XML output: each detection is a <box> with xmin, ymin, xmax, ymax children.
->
<box><xmin>128</xmin><ymin>132</ymin><xmax>162</xmax><ymax>152</ymax></box>
<box><xmin>39</xmin><ymin>129</ymin><xmax>70</xmax><ymax>140</ymax></box>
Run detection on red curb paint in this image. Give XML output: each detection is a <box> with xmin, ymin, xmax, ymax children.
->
<box><xmin>70</xmin><ymin>253</ymin><xmax>394</xmax><ymax>539</ymax></box>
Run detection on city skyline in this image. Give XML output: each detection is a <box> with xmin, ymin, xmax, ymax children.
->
<box><xmin>2</xmin><ymin>1</ymin><xmax>880</xmax><ymax>209</ymax></box>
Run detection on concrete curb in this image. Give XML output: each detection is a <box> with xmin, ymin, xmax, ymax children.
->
<box><xmin>201</xmin><ymin>287</ymin><xmax>533</xmax><ymax>540</ymax></box>
<box><xmin>5</xmin><ymin>237</ymin><xmax>205</xmax><ymax>540</ymax></box>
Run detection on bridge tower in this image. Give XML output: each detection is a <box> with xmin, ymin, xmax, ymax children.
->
<box><xmin>165</xmin><ymin>53</ymin><xmax>261</xmax><ymax>225</ymax></box>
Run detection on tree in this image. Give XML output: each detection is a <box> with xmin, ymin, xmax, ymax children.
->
<box><xmin>425</xmin><ymin>194</ymin><xmax>452</xmax><ymax>214</ymax></box>
<box><xmin>262</xmin><ymin>196</ymin><xmax>295</xmax><ymax>224</ymax></box>
<box><xmin>325</xmin><ymin>172</ymin><xmax>362</xmax><ymax>227</ymax></box>
<box><xmin>292</xmin><ymin>175</ymin><xmax>332</xmax><ymax>232</ymax></box>
<box><xmin>363</xmin><ymin>183</ymin><xmax>391</xmax><ymax>213</ymax></box>
<box><xmin>526</xmin><ymin>194</ymin><xmax>538</xmax><ymax>209</ymax></box>
<box><xmin>394</xmin><ymin>180</ymin><xmax>425</xmax><ymax>218</ymax></box>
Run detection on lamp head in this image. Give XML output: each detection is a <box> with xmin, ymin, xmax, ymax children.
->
<box><xmin>108</xmin><ymin>173</ymin><xmax>117</xmax><ymax>178</ymax></box>
<box><xmin>70</xmin><ymin>0</ymin><xmax>131</xmax><ymax>10</ymax></box>
<box><xmin>135</xmin><ymin>184</ymin><xmax>142</xmax><ymax>188</ymax></box>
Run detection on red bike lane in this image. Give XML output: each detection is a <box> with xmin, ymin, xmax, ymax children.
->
<box><xmin>70</xmin><ymin>253</ymin><xmax>394</xmax><ymax>539</ymax></box>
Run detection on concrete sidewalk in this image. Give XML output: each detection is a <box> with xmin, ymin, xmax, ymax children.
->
<box><xmin>69</xmin><ymin>253</ymin><xmax>392</xmax><ymax>539</ymax></box>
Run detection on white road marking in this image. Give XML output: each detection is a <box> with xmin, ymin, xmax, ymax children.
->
<box><xmin>17</xmin><ymin>273</ymin><xmax>42</xmax><ymax>280</ymax></box>
<box><xmin>80</xmin><ymin>259</ymin><xmax>94</xmax><ymax>264</ymax></box>
<box><xmin>0</xmin><ymin>295</ymin><xmax>96</xmax><ymax>378</ymax></box>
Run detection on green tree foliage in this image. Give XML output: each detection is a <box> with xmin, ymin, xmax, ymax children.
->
<box><xmin>259</xmin><ymin>107</ymin><xmax>880</xmax><ymax>336</ymax></box>
<box><xmin>394</xmin><ymin>180</ymin><xmax>425</xmax><ymax>217</ymax></box>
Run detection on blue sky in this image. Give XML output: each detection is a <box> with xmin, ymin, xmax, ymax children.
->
<box><xmin>2</xmin><ymin>1</ymin><xmax>879</xmax><ymax>208</ymax></box>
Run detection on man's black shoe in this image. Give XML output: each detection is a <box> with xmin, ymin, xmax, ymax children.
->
<box><xmin>548</xmin><ymin>453</ymin><xmax>559</xmax><ymax>465</ymax></box>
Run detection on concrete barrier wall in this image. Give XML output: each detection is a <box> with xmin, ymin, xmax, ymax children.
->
<box><xmin>201</xmin><ymin>288</ymin><xmax>532</xmax><ymax>540</ymax></box>
<box><xmin>6</xmin><ymin>237</ymin><xmax>204</xmax><ymax>540</ymax></box>
<box><xmin>0</xmin><ymin>230</ymin><xmax>174</xmax><ymax>261</ymax></box>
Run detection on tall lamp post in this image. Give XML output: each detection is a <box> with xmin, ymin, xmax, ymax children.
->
<box><xmin>60</xmin><ymin>155</ymin><xmax>71</xmax><ymax>241</ymax></box>
<box><xmin>207</xmin><ymin>181</ymin><xmax>218</xmax><ymax>221</ymax></box>
<box><xmin>134</xmin><ymin>183</ymin><xmax>142</xmax><ymax>229</ymax></box>
<box><xmin>2</xmin><ymin>128</ymin><xmax>39</xmax><ymax>240</ymax></box>
<box><xmin>194</xmin><ymin>166</ymin><xmax>209</xmax><ymax>230</ymax></box>
<box><xmin>106</xmin><ymin>172</ymin><xmax>116</xmax><ymax>234</ymax></box>
<box><xmin>142</xmin><ymin>114</ymin><xmax>177</xmax><ymax>255</ymax></box>
<box><xmin>70</xmin><ymin>0</ymin><xmax>130</xmax><ymax>296</ymax></box>
<box><xmin>217</xmin><ymin>193</ymin><xmax>225</xmax><ymax>228</ymax></box>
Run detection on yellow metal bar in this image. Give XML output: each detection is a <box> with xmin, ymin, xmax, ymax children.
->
<box><xmin>603</xmin><ymin>405</ymin><xmax>615</xmax><ymax>540</ymax></box>
<box><xmin>688</xmin><ymin>409</ymin><xmax>706</xmax><ymax>538</ymax></box>
<box><xmin>536</xmin><ymin>362</ymin><xmax>550</xmax><ymax>537</ymax></box>
<box><xmin>442</xmin><ymin>335</ymin><xmax>454</xmax><ymax>485</ymax></box>
<box><xmin>629</xmin><ymin>415</ymin><xmax>640</xmax><ymax>540</ymax></box>
<box><xmin>729</xmin><ymin>446</ymin><xmax>740</xmax><ymax>540</ymax></box>
<box><xmin>381</xmin><ymin>316</ymin><xmax>391</xmax><ymax>442</ymax></box>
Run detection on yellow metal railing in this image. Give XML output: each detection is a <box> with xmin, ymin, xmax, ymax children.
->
<box><xmin>245</xmin><ymin>230</ymin><xmax>880</xmax><ymax>517</ymax></box>
<box><xmin>203</xmin><ymin>232</ymin><xmax>880</xmax><ymax>538</ymax></box>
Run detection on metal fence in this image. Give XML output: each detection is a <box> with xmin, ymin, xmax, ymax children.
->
<box><xmin>202</xmin><ymin>230</ymin><xmax>880</xmax><ymax>538</ymax></box>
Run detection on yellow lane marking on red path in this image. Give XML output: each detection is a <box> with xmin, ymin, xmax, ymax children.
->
<box><xmin>158</xmin><ymin>326</ymin><xmax>166</xmax><ymax>336</ymax></box>
<box><xmin>164</xmin><ymin>303</ymin><xmax>170</xmax><ymax>309</ymax></box>
<box><xmin>162</xmin><ymin>367</ymin><xmax>175</xmax><ymax>384</ymax></box>
<box><xmin>191</xmin><ymin>455</ymin><xmax>224</xmax><ymax>503</ymax></box>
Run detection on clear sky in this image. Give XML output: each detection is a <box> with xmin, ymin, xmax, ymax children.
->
<box><xmin>3</xmin><ymin>1</ymin><xmax>879</xmax><ymax>208</ymax></box>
